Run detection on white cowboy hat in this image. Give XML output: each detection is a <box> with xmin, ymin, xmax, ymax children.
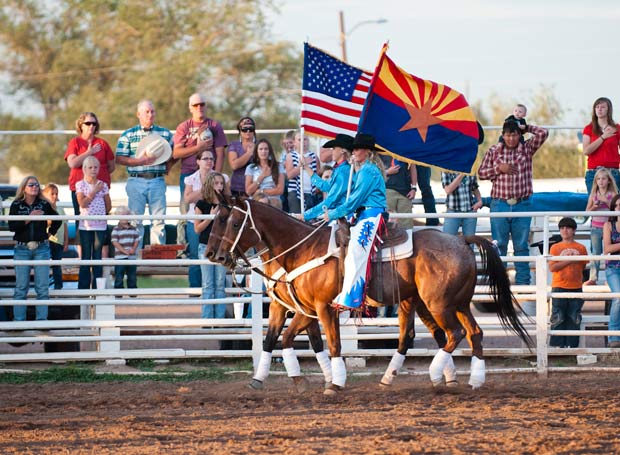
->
<box><xmin>136</xmin><ymin>134</ymin><xmax>172</xmax><ymax>166</ymax></box>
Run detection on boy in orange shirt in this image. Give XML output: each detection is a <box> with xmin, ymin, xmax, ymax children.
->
<box><xmin>549</xmin><ymin>217</ymin><xmax>588</xmax><ymax>348</ymax></box>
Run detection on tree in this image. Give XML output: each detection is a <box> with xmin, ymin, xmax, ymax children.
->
<box><xmin>0</xmin><ymin>0</ymin><xmax>303</xmax><ymax>182</ymax></box>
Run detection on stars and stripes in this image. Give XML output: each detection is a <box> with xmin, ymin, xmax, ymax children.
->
<box><xmin>301</xmin><ymin>43</ymin><xmax>372</xmax><ymax>138</ymax></box>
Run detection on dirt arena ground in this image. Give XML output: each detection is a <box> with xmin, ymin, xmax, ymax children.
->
<box><xmin>1</xmin><ymin>369</ymin><xmax>620</xmax><ymax>454</ymax></box>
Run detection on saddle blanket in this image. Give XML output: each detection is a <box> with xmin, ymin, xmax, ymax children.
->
<box><xmin>327</xmin><ymin>225</ymin><xmax>413</xmax><ymax>262</ymax></box>
<box><xmin>373</xmin><ymin>229</ymin><xmax>413</xmax><ymax>262</ymax></box>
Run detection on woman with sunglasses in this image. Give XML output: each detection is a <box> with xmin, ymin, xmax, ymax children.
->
<box><xmin>64</xmin><ymin>112</ymin><xmax>115</xmax><ymax>230</ymax></box>
<box><xmin>184</xmin><ymin>150</ymin><xmax>230</xmax><ymax>286</ymax></box>
<box><xmin>8</xmin><ymin>176</ymin><xmax>61</xmax><ymax>322</ymax></box>
<box><xmin>227</xmin><ymin>117</ymin><xmax>256</xmax><ymax>197</ymax></box>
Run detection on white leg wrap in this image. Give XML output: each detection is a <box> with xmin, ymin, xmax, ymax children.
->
<box><xmin>381</xmin><ymin>352</ymin><xmax>406</xmax><ymax>385</ymax></box>
<box><xmin>253</xmin><ymin>351</ymin><xmax>273</xmax><ymax>382</ymax></box>
<box><xmin>282</xmin><ymin>348</ymin><xmax>301</xmax><ymax>377</ymax></box>
<box><xmin>469</xmin><ymin>356</ymin><xmax>486</xmax><ymax>389</ymax></box>
<box><xmin>331</xmin><ymin>357</ymin><xmax>347</xmax><ymax>387</ymax></box>
<box><xmin>443</xmin><ymin>354</ymin><xmax>457</xmax><ymax>383</ymax></box>
<box><xmin>429</xmin><ymin>350</ymin><xmax>452</xmax><ymax>386</ymax></box>
<box><xmin>315</xmin><ymin>350</ymin><xmax>333</xmax><ymax>383</ymax></box>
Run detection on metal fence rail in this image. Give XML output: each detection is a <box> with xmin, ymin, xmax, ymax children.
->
<box><xmin>0</xmin><ymin>210</ymin><xmax>617</xmax><ymax>377</ymax></box>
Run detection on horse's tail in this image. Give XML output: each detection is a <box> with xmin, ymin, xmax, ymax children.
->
<box><xmin>464</xmin><ymin>235</ymin><xmax>533</xmax><ymax>348</ymax></box>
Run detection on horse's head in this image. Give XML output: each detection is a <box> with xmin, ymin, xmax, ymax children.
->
<box><xmin>204</xmin><ymin>192</ymin><xmax>234</xmax><ymax>264</ymax></box>
<box><xmin>211</xmin><ymin>197</ymin><xmax>262</xmax><ymax>268</ymax></box>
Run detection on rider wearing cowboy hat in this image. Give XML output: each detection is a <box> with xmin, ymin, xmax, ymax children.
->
<box><xmin>322</xmin><ymin>133</ymin><xmax>387</xmax><ymax>310</ymax></box>
<box><xmin>300</xmin><ymin>133</ymin><xmax>354</xmax><ymax>221</ymax></box>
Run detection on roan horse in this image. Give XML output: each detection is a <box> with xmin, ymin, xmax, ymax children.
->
<box><xmin>206</xmin><ymin>198</ymin><xmax>532</xmax><ymax>394</ymax></box>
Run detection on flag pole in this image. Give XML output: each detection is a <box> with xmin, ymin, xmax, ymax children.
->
<box><xmin>345</xmin><ymin>156</ymin><xmax>354</xmax><ymax>201</ymax></box>
<box><xmin>300</xmin><ymin>127</ymin><xmax>306</xmax><ymax>214</ymax></box>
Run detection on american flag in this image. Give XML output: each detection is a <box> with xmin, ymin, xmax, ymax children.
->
<box><xmin>301</xmin><ymin>43</ymin><xmax>372</xmax><ymax>138</ymax></box>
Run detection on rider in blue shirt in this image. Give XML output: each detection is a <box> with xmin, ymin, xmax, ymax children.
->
<box><xmin>323</xmin><ymin>133</ymin><xmax>387</xmax><ymax>310</ymax></box>
<box><xmin>302</xmin><ymin>134</ymin><xmax>353</xmax><ymax>221</ymax></box>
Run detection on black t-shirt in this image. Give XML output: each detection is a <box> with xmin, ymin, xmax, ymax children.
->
<box><xmin>195</xmin><ymin>199</ymin><xmax>215</xmax><ymax>245</ymax></box>
<box><xmin>380</xmin><ymin>155</ymin><xmax>411</xmax><ymax>197</ymax></box>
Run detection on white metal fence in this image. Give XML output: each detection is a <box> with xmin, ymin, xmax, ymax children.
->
<box><xmin>0</xmin><ymin>209</ymin><xmax>618</xmax><ymax>377</ymax></box>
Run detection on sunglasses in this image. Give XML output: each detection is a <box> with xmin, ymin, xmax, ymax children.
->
<box><xmin>83</xmin><ymin>121</ymin><xmax>97</xmax><ymax>126</ymax></box>
<box><xmin>192</xmin><ymin>102</ymin><xmax>206</xmax><ymax>107</ymax></box>
<box><xmin>240</xmin><ymin>127</ymin><xmax>255</xmax><ymax>133</ymax></box>
<box><xmin>27</xmin><ymin>182</ymin><xmax>40</xmax><ymax>188</ymax></box>
<box><xmin>200</xmin><ymin>157</ymin><xmax>215</xmax><ymax>161</ymax></box>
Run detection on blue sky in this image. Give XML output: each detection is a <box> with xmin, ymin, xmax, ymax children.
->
<box><xmin>269</xmin><ymin>0</ymin><xmax>620</xmax><ymax>125</ymax></box>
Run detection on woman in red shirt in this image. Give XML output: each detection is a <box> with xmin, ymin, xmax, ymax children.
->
<box><xmin>64</xmin><ymin>112</ymin><xmax>115</xmax><ymax>229</ymax></box>
<box><xmin>583</xmin><ymin>97</ymin><xmax>620</xmax><ymax>194</ymax></box>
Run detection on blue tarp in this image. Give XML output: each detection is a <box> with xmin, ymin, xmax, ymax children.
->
<box><xmin>483</xmin><ymin>192</ymin><xmax>588</xmax><ymax>212</ymax></box>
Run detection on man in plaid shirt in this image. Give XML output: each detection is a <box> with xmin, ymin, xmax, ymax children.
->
<box><xmin>116</xmin><ymin>99</ymin><xmax>174</xmax><ymax>246</ymax></box>
<box><xmin>441</xmin><ymin>172</ymin><xmax>483</xmax><ymax>236</ymax></box>
<box><xmin>478</xmin><ymin>120</ymin><xmax>549</xmax><ymax>285</ymax></box>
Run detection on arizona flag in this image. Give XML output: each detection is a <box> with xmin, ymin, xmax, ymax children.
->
<box><xmin>358</xmin><ymin>45</ymin><xmax>480</xmax><ymax>174</ymax></box>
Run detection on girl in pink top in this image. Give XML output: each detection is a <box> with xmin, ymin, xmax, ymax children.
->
<box><xmin>76</xmin><ymin>156</ymin><xmax>112</xmax><ymax>289</ymax></box>
<box><xmin>585</xmin><ymin>168</ymin><xmax>618</xmax><ymax>285</ymax></box>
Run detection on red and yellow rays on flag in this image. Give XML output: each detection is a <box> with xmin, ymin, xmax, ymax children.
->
<box><xmin>359</xmin><ymin>45</ymin><xmax>480</xmax><ymax>174</ymax></box>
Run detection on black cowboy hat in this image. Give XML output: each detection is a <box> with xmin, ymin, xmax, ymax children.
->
<box><xmin>323</xmin><ymin>133</ymin><xmax>354</xmax><ymax>151</ymax></box>
<box><xmin>352</xmin><ymin>133</ymin><xmax>378</xmax><ymax>150</ymax></box>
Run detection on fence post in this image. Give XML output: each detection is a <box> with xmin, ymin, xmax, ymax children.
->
<box><xmin>535</xmin><ymin>255</ymin><xmax>548</xmax><ymax>377</ymax></box>
<box><xmin>250</xmin><ymin>269</ymin><xmax>263</xmax><ymax>369</ymax></box>
<box><xmin>95</xmin><ymin>277</ymin><xmax>121</xmax><ymax>362</ymax></box>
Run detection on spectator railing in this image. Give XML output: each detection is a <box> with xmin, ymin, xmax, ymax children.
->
<box><xmin>0</xmin><ymin>209</ymin><xmax>618</xmax><ymax>377</ymax></box>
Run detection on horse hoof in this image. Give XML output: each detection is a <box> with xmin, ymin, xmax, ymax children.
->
<box><xmin>292</xmin><ymin>376</ymin><xmax>310</xmax><ymax>393</ymax></box>
<box><xmin>446</xmin><ymin>380</ymin><xmax>459</xmax><ymax>388</ymax></box>
<box><xmin>323</xmin><ymin>384</ymin><xmax>344</xmax><ymax>396</ymax></box>
<box><xmin>324</xmin><ymin>382</ymin><xmax>332</xmax><ymax>390</ymax></box>
<box><xmin>431</xmin><ymin>380</ymin><xmax>443</xmax><ymax>388</ymax></box>
<box><xmin>248</xmin><ymin>379</ymin><xmax>264</xmax><ymax>390</ymax></box>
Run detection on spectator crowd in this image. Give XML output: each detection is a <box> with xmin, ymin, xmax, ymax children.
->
<box><xmin>4</xmin><ymin>94</ymin><xmax>620</xmax><ymax>349</ymax></box>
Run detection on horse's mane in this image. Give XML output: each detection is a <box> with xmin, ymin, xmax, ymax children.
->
<box><xmin>243</xmin><ymin>199</ymin><xmax>330</xmax><ymax>232</ymax></box>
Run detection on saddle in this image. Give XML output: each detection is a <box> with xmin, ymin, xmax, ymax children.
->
<box><xmin>334</xmin><ymin>220</ymin><xmax>411</xmax><ymax>253</ymax></box>
<box><xmin>334</xmin><ymin>219</ymin><xmax>415</xmax><ymax>306</ymax></box>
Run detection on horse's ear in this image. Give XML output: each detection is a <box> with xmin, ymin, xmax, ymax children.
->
<box><xmin>216</xmin><ymin>191</ymin><xmax>231</xmax><ymax>208</ymax></box>
<box><xmin>236</xmin><ymin>195</ymin><xmax>249</xmax><ymax>207</ymax></box>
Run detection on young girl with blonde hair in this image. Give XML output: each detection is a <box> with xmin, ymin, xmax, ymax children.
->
<box><xmin>195</xmin><ymin>172</ymin><xmax>228</xmax><ymax>319</ymax></box>
<box><xmin>585</xmin><ymin>167</ymin><xmax>618</xmax><ymax>285</ymax></box>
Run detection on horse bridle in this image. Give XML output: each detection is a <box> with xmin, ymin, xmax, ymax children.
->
<box><xmin>215</xmin><ymin>200</ymin><xmax>328</xmax><ymax>283</ymax></box>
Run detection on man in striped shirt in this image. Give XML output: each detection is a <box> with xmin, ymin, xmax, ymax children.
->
<box><xmin>116</xmin><ymin>100</ymin><xmax>173</xmax><ymax>246</ymax></box>
<box><xmin>478</xmin><ymin>120</ymin><xmax>549</xmax><ymax>285</ymax></box>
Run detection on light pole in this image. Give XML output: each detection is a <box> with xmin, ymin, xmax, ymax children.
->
<box><xmin>339</xmin><ymin>10</ymin><xmax>387</xmax><ymax>62</ymax></box>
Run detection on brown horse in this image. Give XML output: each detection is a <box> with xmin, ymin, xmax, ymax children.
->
<box><xmin>206</xmin><ymin>198</ymin><xmax>531</xmax><ymax>393</ymax></box>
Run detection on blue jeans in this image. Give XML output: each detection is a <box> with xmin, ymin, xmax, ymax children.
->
<box><xmin>589</xmin><ymin>226</ymin><xmax>603</xmax><ymax>282</ymax></box>
<box><xmin>490</xmin><ymin>197</ymin><xmax>533</xmax><ymax>285</ymax></box>
<box><xmin>49</xmin><ymin>241</ymin><xmax>64</xmax><ymax>289</ymax></box>
<box><xmin>549</xmin><ymin>287</ymin><xmax>583</xmax><ymax>348</ymax></box>
<box><xmin>443</xmin><ymin>209</ymin><xmax>477</xmax><ymax>236</ymax></box>
<box><xmin>415</xmin><ymin>165</ymin><xmax>438</xmax><ymax>226</ymax></box>
<box><xmin>78</xmin><ymin>229</ymin><xmax>106</xmax><ymax>289</ymax></box>
<box><xmin>585</xmin><ymin>168</ymin><xmax>620</xmax><ymax>195</ymax></box>
<box><xmin>126</xmin><ymin>176</ymin><xmax>167</xmax><ymax>246</ymax></box>
<box><xmin>198</xmin><ymin>244</ymin><xmax>227</xmax><ymax>318</ymax></box>
<box><xmin>606</xmin><ymin>267</ymin><xmax>620</xmax><ymax>343</ymax></box>
<box><xmin>13</xmin><ymin>242</ymin><xmax>50</xmax><ymax>321</ymax></box>
<box><xmin>186</xmin><ymin>222</ymin><xmax>202</xmax><ymax>288</ymax></box>
<box><xmin>114</xmin><ymin>261</ymin><xmax>137</xmax><ymax>289</ymax></box>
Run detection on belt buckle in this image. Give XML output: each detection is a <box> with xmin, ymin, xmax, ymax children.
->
<box><xmin>506</xmin><ymin>198</ymin><xmax>518</xmax><ymax>206</ymax></box>
<box><xmin>26</xmin><ymin>241</ymin><xmax>40</xmax><ymax>250</ymax></box>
